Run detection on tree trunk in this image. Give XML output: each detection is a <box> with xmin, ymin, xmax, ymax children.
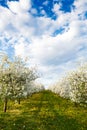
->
<box><xmin>18</xmin><ymin>98</ymin><xmax>20</xmax><ymax>104</ymax></box>
<box><xmin>74</xmin><ymin>102</ymin><xmax>78</xmax><ymax>107</ymax></box>
<box><xmin>4</xmin><ymin>97</ymin><xmax>8</xmax><ymax>112</ymax></box>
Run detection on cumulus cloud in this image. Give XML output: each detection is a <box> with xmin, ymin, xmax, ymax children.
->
<box><xmin>52</xmin><ymin>3</ymin><xmax>61</xmax><ymax>14</ymax></box>
<box><xmin>7</xmin><ymin>0</ymin><xmax>31</xmax><ymax>13</ymax></box>
<box><xmin>43</xmin><ymin>1</ymin><xmax>49</xmax><ymax>6</ymax></box>
<box><xmin>0</xmin><ymin>0</ymin><xmax>87</xmax><ymax>86</ymax></box>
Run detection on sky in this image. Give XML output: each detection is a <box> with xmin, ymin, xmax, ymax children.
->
<box><xmin>0</xmin><ymin>0</ymin><xmax>87</xmax><ymax>87</ymax></box>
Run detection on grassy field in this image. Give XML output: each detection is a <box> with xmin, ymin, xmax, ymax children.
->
<box><xmin>0</xmin><ymin>90</ymin><xmax>87</xmax><ymax>130</ymax></box>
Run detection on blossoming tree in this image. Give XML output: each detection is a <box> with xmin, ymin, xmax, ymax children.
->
<box><xmin>0</xmin><ymin>53</ymin><xmax>38</xmax><ymax>112</ymax></box>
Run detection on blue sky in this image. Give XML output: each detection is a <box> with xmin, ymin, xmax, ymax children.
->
<box><xmin>0</xmin><ymin>0</ymin><xmax>87</xmax><ymax>87</ymax></box>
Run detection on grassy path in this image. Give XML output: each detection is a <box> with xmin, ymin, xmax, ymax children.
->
<box><xmin>0</xmin><ymin>90</ymin><xmax>87</xmax><ymax>130</ymax></box>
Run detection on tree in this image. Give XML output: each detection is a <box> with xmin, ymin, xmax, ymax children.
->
<box><xmin>26</xmin><ymin>81</ymin><xmax>45</xmax><ymax>96</ymax></box>
<box><xmin>0</xmin><ymin>53</ymin><xmax>38</xmax><ymax>112</ymax></box>
<box><xmin>68</xmin><ymin>65</ymin><xmax>87</xmax><ymax>105</ymax></box>
<box><xmin>49</xmin><ymin>63</ymin><xmax>87</xmax><ymax>106</ymax></box>
<box><xmin>0</xmin><ymin>54</ymin><xmax>13</xmax><ymax>112</ymax></box>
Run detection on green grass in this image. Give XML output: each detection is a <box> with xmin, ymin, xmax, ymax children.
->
<box><xmin>0</xmin><ymin>90</ymin><xmax>87</xmax><ymax>130</ymax></box>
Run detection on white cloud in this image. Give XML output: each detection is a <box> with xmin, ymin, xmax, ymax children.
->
<box><xmin>0</xmin><ymin>0</ymin><xmax>87</xmax><ymax>87</ymax></box>
<box><xmin>7</xmin><ymin>1</ymin><xmax>22</xmax><ymax>13</ymax></box>
<box><xmin>0</xmin><ymin>6</ymin><xmax>13</xmax><ymax>31</ymax></box>
<box><xmin>52</xmin><ymin>3</ymin><xmax>61</xmax><ymax>15</ymax></box>
<box><xmin>7</xmin><ymin>0</ymin><xmax>31</xmax><ymax>13</ymax></box>
<box><xmin>15</xmin><ymin>41</ymin><xmax>27</xmax><ymax>58</ymax></box>
<box><xmin>20</xmin><ymin>0</ymin><xmax>31</xmax><ymax>11</ymax></box>
<box><xmin>43</xmin><ymin>1</ymin><xmax>49</xmax><ymax>6</ymax></box>
<box><xmin>30</xmin><ymin>8</ymin><xmax>37</xmax><ymax>15</ymax></box>
<box><xmin>40</xmin><ymin>10</ymin><xmax>46</xmax><ymax>16</ymax></box>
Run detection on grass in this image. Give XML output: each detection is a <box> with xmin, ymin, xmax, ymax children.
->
<box><xmin>0</xmin><ymin>90</ymin><xmax>87</xmax><ymax>130</ymax></box>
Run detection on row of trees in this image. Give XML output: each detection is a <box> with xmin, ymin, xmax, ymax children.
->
<box><xmin>49</xmin><ymin>64</ymin><xmax>87</xmax><ymax>106</ymax></box>
<box><xmin>0</xmin><ymin>53</ymin><xmax>44</xmax><ymax>112</ymax></box>
<box><xmin>26</xmin><ymin>81</ymin><xmax>45</xmax><ymax>96</ymax></box>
